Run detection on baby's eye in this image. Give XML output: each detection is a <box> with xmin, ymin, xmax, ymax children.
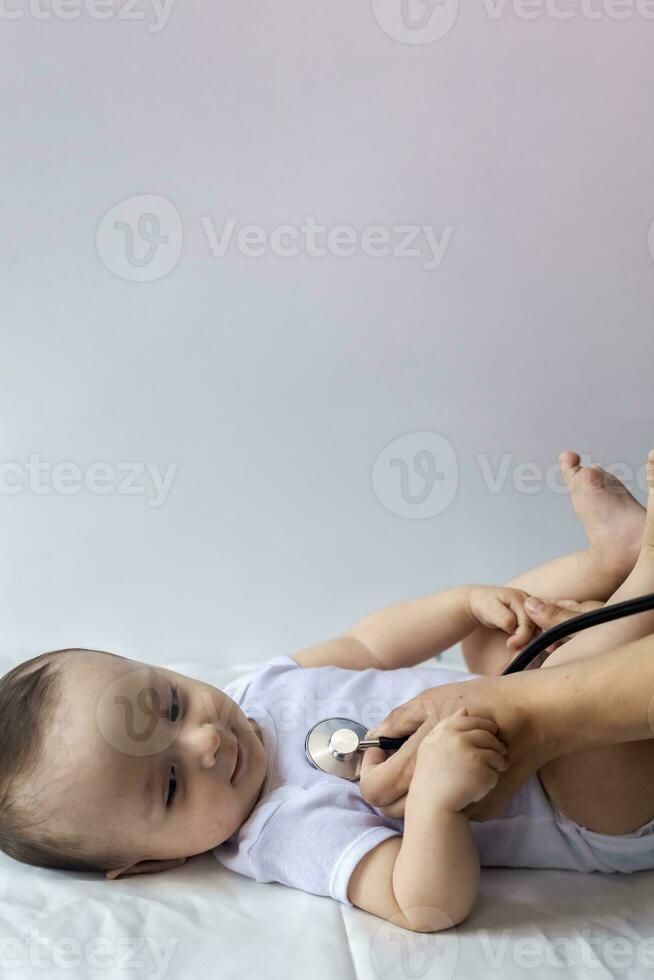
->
<box><xmin>166</xmin><ymin>766</ymin><xmax>177</xmax><ymax>807</ymax></box>
<box><xmin>169</xmin><ymin>686</ymin><xmax>181</xmax><ymax>723</ymax></box>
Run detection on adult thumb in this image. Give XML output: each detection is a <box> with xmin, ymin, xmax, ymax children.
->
<box><xmin>524</xmin><ymin>597</ymin><xmax>579</xmax><ymax>630</ymax></box>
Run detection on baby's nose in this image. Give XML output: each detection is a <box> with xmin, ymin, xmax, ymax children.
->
<box><xmin>187</xmin><ymin>723</ymin><xmax>223</xmax><ymax>768</ymax></box>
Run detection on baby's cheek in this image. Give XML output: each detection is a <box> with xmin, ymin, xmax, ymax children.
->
<box><xmin>211</xmin><ymin>789</ymin><xmax>243</xmax><ymax>840</ymax></box>
<box><xmin>179</xmin><ymin>807</ymin><xmax>224</xmax><ymax>853</ymax></box>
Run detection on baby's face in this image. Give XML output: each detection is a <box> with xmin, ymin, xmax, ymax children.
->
<box><xmin>31</xmin><ymin>652</ymin><xmax>268</xmax><ymax>871</ymax></box>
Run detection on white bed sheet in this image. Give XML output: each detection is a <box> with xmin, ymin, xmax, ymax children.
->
<box><xmin>2</xmin><ymin>652</ymin><xmax>654</xmax><ymax>980</ymax></box>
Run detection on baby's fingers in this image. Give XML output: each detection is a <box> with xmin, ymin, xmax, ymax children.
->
<box><xmin>480</xmin><ymin>748</ymin><xmax>509</xmax><ymax>772</ymax></box>
<box><xmin>466</xmin><ymin>729</ymin><xmax>508</xmax><ymax>755</ymax></box>
<box><xmin>449</xmin><ymin>715</ymin><xmax>499</xmax><ymax>734</ymax></box>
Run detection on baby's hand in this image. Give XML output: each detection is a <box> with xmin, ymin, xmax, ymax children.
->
<box><xmin>467</xmin><ymin>585</ymin><xmax>538</xmax><ymax>652</ymax></box>
<box><xmin>412</xmin><ymin>707</ymin><xmax>509</xmax><ymax>812</ymax></box>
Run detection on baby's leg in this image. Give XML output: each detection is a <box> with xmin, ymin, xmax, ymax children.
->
<box><xmin>462</xmin><ymin>452</ymin><xmax>645</xmax><ymax>675</ymax></box>
<box><xmin>537</xmin><ymin>451</ymin><xmax>654</xmax><ymax>834</ymax></box>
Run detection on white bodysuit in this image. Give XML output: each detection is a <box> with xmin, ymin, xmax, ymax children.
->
<box><xmin>213</xmin><ymin>656</ymin><xmax>654</xmax><ymax>907</ymax></box>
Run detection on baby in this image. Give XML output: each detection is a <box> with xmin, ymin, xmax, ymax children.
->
<box><xmin>2</xmin><ymin>450</ymin><xmax>654</xmax><ymax>935</ymax></box>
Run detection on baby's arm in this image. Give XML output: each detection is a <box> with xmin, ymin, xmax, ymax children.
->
<box><xmin>348</xmin><ymin>709</ymin><xmax>508</xmax><ymax>931</ymax></box>
<box><xmin>294</xmin><ymin>585</ymin><xmax>538</xmax><ymax>670</ymax></box>
<box><xmin>344</xmin><ymin>585</ymin><xmax>537</xmax><ymax>670</ymax></box>
<box><xmin>293</xmin><ymin>587</ymin><xmax>477</xmax><ymax>669</ymax></box>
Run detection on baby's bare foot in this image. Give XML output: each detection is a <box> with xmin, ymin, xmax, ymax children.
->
<box><xmin>559</xmin><ymin>450</ymin><xmax>646</xmax><ymax>577</ymax></box>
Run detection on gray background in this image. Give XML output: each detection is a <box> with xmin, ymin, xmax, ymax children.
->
<box><xmin>1</xmin><ymin>0</ymin><xmax>653</xmax><ymax>670</ymax></box>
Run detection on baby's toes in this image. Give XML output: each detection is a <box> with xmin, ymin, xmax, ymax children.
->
<box><xmin>559</xmin><ymin>451</ymin><xmax>581</xmax><ymax>487</ymax></box>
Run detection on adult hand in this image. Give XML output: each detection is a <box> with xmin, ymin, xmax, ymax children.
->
<box><xmin>525</xmin><ymin>597</ymin><xmax>604</xmax><ymax>644</ymax></box>
<box><xmin>522</xmin><ymin>597</ymin><xmax>605</xmax><ymax>665</ymax></box>
<box><xmin>359</xmin><ymin>673</ymin><xmax>539</xmax><ymax>822</ymax></box>
<box><xmin>359</xmin><ymin>598</ymin><xmax>605</xmax><ymax>821</ymax></box>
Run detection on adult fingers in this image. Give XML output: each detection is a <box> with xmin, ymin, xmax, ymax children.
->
<box><xmin>359</xmin><ymin>719</ymin><xmax>433</xmax><ymax>809</ymax></box>
<box><xmin>366</xmin><ymin>693</ymin><xmax>461</xmax><ymax>740</ymax></box>
<box><xmin>374</xmin><ymin>793</ymin><xmax>408</xmax><ymax>820</ymax></box>
<box><xmin>506</xmin><ymin>598</ymin><xmax>537</xmax><ymax>650</ymax></box>
<box><xmin>524</xmin><ymin>597</ymin><xmax>585</xmax><ymax>633</ymax></box>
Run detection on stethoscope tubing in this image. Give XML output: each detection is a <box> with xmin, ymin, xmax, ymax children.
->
<box><xmin>500</xmin><ymin>591</ymin><xmax>654</xmax><ymax>674</ymax></box>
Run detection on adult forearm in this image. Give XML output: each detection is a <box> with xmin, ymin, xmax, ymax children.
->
<box><xmin>524</xmin><ymin>631</ymin><xmax>654</xmax><ymax>761</ymax></box>
<box><xmin>456</xmin><ymin>633</ymin><xmax>654</xmax><ymax>821</ymax></box>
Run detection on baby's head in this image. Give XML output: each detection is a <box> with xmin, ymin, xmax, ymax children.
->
<box><xmin>0</xmin><ymin>649</ymin><xmax>267</xmax><ymax>879</ymax></box>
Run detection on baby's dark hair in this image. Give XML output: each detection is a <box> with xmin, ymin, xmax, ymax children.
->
<box><xmin>0</xmin><ymin>647</ymin><xmax>133</xmax><ymax>874</ymax></box>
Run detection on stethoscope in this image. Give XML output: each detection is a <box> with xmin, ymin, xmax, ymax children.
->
<box><xmin>305</xmin><ymin>592</ymin><xmax>654</xmax><ymax>780</ymax></box>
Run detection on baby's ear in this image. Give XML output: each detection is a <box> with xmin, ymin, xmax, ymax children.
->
<box><xmin>105</xmin><ymin>857</ymin><xmax>187</xmax><ymax>880</ymax></box>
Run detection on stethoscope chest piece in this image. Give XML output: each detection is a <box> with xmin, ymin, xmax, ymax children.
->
<box><xmin>305</xmin><ymin>717</ymin><xmax>369</xmax><ymax>780</ymax></box>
